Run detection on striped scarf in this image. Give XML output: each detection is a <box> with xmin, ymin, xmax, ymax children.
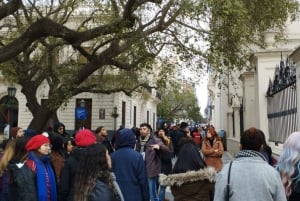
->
<box><xmin>235</xmin><ymin>150</ymin><xmax>267</xmax><ymax>161</ymax></box>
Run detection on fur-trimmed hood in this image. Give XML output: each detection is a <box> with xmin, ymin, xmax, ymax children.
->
<box><xmin>159</xmin><ymin>167</ymin><xmax>216</xmax><ymax>187</ymax></box>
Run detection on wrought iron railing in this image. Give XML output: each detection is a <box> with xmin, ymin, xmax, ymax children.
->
<box><xmin>266</xmin><ymin>54</ymin><xmax>297</xmax><ymax>144</ymax></box>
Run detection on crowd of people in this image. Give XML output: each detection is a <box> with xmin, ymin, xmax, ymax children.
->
<box><xmin>0</xmin><ymin>121</ymin><xmax>299</xmax><ymax>201</ymax></box>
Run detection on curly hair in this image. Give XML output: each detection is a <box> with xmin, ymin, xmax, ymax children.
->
<box><xmin>277</xmin><ymin>132</ymin><xmax>300</xmax><ymax>196</ymax></box>
<box><xmin>73</xmin><ymin>143</ymin><xmax>116</xmax><ymax>201</ymax></box>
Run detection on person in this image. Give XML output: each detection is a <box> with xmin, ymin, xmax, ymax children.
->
<box><xmin>0</xmin><ymin>139</ymin><xmax>8</xmax><ymax>201</ymax></box>
<box><xmin>201</xmin><ymin>126</ymin><xmax>224</xmax><ymax>171</ymax></box>
<box><xmin>0</xmin><ymin>140</ymin><xmax>16</xmax><ymax>201</ymax></box>
<box><xmin>170</xmin><ymin>122</ymin><xmax>190</xmax><ymax>157</ymax></box>
<box><xmin>16</xmin><ymin>134</ymin><xmax>57</xmax><ymax>201</ymax></box>
<box><xmin>258</xmin><ymin>129</ymin><xmax>275</xmax><ymax>166</ymax></box>
<box><xmin>95</xmin><ymin>126</ymin><xmax>114</xmax><ymax>154</ymax></box>
<box><xmin>135</xmin><ymin>123</ymin><xmax>171</xmax><ymax>201</ymax></box>
<box><xmin>111</xmin><ymin>128</ymin><xmax>149</xmax><ymax>201</ymax></box>
<box><xmin>59</xmin><ymin>129</ymin><xmax>96</xmax><ymax>201</ymax></box>
<box><xmin>64</xmin><ymin>137</ymin><xmax>75</xmax><ymax>158</ymax></box>
<box><xmin>6</xmin><ymin>137</ymin><xmax>29</xmax><ymax>201</ymax></box>
<box><xmin>74</xmin><ymin>143</ymin><xmax>123</xmax><ymax>201</ymax></box>
<box><xmin>156</xmin><ymin>127</ymin><xmax>173</xmax><ymax>201</ymax></box>
<box><xmin>11</xmin><ymin>127</ymin><xmax>24</xmax><ymax>139</ymax></box>
<box><xmin>49</xmin><ymin>134</ymin><xmax>66</xmax><ymax>184</ymax></box>
<box><xmin>159</xmin><ymin>137</ymin><xmax>216</xmax><ymax>201</ymax></box>
<box><xmin>52</xmin><ymin>122</ymin><xmax>70</xmax><ymax>139</ymax></box>
<box><xmin>277</xmin><ymin>132</ymin><xmax>300</xmax><ymax>201</ymax></box>
<box><xmin>213</xmin><ymin>127</ymin><xmax>287</xmax><ymax>201</ymax></box>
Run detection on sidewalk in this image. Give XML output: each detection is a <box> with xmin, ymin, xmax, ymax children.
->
<box><xmin>222</xmin><ymin>151</ymin><xmax>234</xmax><ymax>165</ymax></box>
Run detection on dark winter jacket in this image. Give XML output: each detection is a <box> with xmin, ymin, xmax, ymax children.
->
<box><xmin>170</xmin><ymin>129</ymin><xmax>187</xmax><ymax>156</ymax></box>
<box><xmin>15</xmin><ymin>164</ymin><xmax>37</xmax><ymax>201</ymax></box>
<box><xmin>6</xmin><ymin>161</ymin><xmax>22</xmax><ymax>201</ymax></box>
<box><xmin>111</xmin><ymin>128</ymin><xmax>149</xmax><ymax>201</ymax></box>
<box><xmin>89</xmin><ymin>179</ymin><xmax>116</xmax><ymax>201</ymax></box>
<box><xmin>159</xmin><ymin>167</ymin><xmax>216</xmax><ymax>201</ymax></box>
<box><xmin>59</xmin><ymin>148</ymin><xmax>85</xmax><ymax>201</ymax></box>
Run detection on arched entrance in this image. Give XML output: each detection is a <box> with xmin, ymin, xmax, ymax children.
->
<box><xmin>0</xmin><ymin>96</ymin><xmax>19</xmax><ymax>133</ymax></box>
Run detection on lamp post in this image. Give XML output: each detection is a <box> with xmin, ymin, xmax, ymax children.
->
<box><xmin>111</xmin><ymin>106</ymin><xmax>118</xmax><ymax>131</ymax></box>
<box><xmin>7</xmin><ymin>86</ymin><xmax>17</xmax><ymax>139</ymax></box>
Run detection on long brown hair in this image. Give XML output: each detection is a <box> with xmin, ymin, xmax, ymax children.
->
<box><xmin>0</xmin><ymin>140</ymin><xmax>16</xmax><ymax>176</ymax></box>
<box><xmin>73</xmin><ymin>143</ymin><xmax>116</xmax><ymax>201</ymax></box>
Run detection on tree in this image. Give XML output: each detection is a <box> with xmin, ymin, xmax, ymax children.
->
<box><xmin>0</xmin><ymin>0</ymin><xmax>298</xmax><ymax>132</ymax></box>
<box><xmin>157</xmin><ymin>81</ymin><xmax>203</xmax><ymax>123</ymax></box>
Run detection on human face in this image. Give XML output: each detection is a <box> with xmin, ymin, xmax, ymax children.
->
<box><xmin>67</xmin><ymin>140</ymin><xmax>74</xmax><ymax>153</ymax></box>
<box><xmin>158</xmin><ymin>129</ymin><xmax>165</xmax><ymax>137</ymax></box>
<box><xmin>140</xmin><ymin>126</ymin><xmax>150</xmax><ymax>137</ymax></box>
<box><xmin>206</xmin><ymin>131</ymin><xmax>212</xmax><ymax>138</ymax></box>
<box><xmin>100</xmin><ymin>128</ymin><xmax>108</xmax><ymax>137</ymax></box>
<box><xmin>106</xmin><ymin>150</ymin><xmax>111</xmax><ymax>170</ymax></box>
<box><xmin>16</xmin><ymin>128</ymin><xmax>24</xmax><ymax>138</ymax></box>
<box><xmin>57</xmin><ymin>126</ymin><xmax>64</xmax><ymax>134</ymax></box>
<box><xmin>38</xmin><ymin>143</ymin><xmax>52</xmax><ymax>155</ymax></box>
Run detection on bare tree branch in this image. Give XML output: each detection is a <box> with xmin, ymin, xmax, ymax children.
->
<box><xmin>0</xmin><ymin>0</ymin><xmax>21</xmax><ymax>20</ymax></box>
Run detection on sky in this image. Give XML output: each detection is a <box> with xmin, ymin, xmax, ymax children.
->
<box><xmin>196</xmin><ymin>76</ymin><xmax>208</xmax><ymax>116</ymax></box>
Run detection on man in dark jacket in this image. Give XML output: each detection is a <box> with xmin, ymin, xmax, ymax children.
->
<box><xmin>135</xmin><ymin>123</ymin><xmax>172</xmax><ymax>201</ymax></box>
<box><xmin>171</xmin><ymin>122</ymin><xmax>190</xmax><ymax>157</ymax></box>
<box><xmin>111</xmin><ymin>128</ymin><xmax>149</xmax><ymax>201</ymax></box>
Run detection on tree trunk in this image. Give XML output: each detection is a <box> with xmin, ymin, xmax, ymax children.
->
<box><xmin>27</xmin><ymin>106</ymin><xmax>57</xmax><ymax>133</ymax></box>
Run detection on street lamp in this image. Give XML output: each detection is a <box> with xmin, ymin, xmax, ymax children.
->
<box><xmin>7</xmin><ymin>86</ymin><xmax>17</xmax><ymax>139</ymax></box>
<box><xmin>111</xmin><ymin>106</ymin><xmax>119</xmax><ymax>131</ymax></box>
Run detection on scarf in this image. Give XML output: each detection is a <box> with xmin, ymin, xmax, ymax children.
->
<box><xmin>28</xmin><ymin>152</ymin><xmax>57</xmax><ymax>201</ymax></box>
<box><xmin>139</xmin><ymin>135</ymin><xmax>150</xmax><ymax>152</ymax></box>
<box><xmin>235</xmin><ymin>150</ymin><xmax>267</xmax><ymax>161</ymax></box>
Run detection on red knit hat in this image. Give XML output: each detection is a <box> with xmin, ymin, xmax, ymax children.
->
<box><xmin>75</xmin><ymin>129</ymin><xmax>96</xmax><ymax>147</ymax></box>
<box><xmin>26</xmin><ymin>134</ymin><xmax>50</xmax><ymax>151</ymax></box>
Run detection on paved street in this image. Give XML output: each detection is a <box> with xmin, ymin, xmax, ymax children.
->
<box><xmin>165</xmin><ymin>151</ymin><xmax>234</xmax><ymax>201</ymax></box>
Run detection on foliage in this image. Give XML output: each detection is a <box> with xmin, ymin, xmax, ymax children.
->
<box><xmin>0</xmin><ymin>0</ymin><xmax>298</xmax><ymax>131</ymax></box>
<box><xmin>157</xmin><ymin>81</ymin><xmax>203</xmax><ymax>123</ymax></box>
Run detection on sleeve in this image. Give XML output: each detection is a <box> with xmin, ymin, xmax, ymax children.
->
<box><xmin>16</xmin><ymin>165</ymin><xmax>37</xmax><ymax>201</ymax></box>
<box><xmin>201</xmin><ymin>140</ymin><xmax>215</xmax><ymax>156</ymax></box>
<box><xmin>58</xmin><ymin>161</ymin><xmax>71</xmax><ymax>201</ymax></box>
<box><xmin>89</xmin><ymin>180</ymin><xmax>113</xmax><ymax>201</ymax></box>
<box><xmin>214</xmin><ymin>140</ymin><xmax>224</xmax><ymax>157</ymax></box>
<box><xmin>136</xmin><ymin>156</ymin><xmax>150</xmax><ymax>201</ymax></box>
<box><xmin>273</xmin><ymin>173</ymin><xmax>288</xmax><ymax>201</ymax></box>
<box><xmin>213</xmin><ymin>170</ymin><xmax>227</xmax><ymax>201</ymax></box>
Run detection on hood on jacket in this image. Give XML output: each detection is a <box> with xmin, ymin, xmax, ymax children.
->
<box><xmin>115</xmin><ymin>128</ymin><xmax>136</xmax><ymax>149</ymax></box>
<box><xmin>159</xmin><ymin>167</ymin><xmax>216</xmax><ymax>187</ymax></box>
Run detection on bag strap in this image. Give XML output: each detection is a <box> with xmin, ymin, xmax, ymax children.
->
<box><xmin>226</xmin><ymin>161</ymin><xmax>233</xmax><ymax>201</ymax></box>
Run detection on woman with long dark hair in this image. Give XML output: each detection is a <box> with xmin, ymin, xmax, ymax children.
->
<box><xmin>159</xmin><ymin>138</ymin><xmax>216</xmax><ymax>201</ymax></box>
<box><xmin>73</xmin><ymin>143</ymin><xmax>123</xmax><ymax>201</ymax></box>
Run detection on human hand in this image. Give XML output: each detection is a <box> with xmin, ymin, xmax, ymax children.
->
<box><xmin>151</xmin><ymin>144</ymin><xmax>160</xmax><ymax>150</ymax></box>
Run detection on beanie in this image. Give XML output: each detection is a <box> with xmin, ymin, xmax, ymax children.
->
<box><xmin>75</xmin><ymin>129</ymin><xmax>96</xmax><ymax>147</ymax></box>
<box><xmin>11</xmin><ymin>127</ymin><xmax>21</xmax><ymax>138</ymax></box>
<box><xmin>26</xmin><ymin>134</ymin><xmax>50</xmax><ymax>151</ymax></box>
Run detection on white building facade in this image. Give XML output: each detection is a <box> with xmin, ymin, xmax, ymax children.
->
<box><xmin>208</xmin><ymin>18</ymin><xmax>300</xmax><ymax>156</ymax></box>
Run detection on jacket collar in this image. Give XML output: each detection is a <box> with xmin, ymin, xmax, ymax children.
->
<box><xmin>159</xmin><ymin>167</ymin><xmax>216</xmax><ymax>186</ymax></box>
